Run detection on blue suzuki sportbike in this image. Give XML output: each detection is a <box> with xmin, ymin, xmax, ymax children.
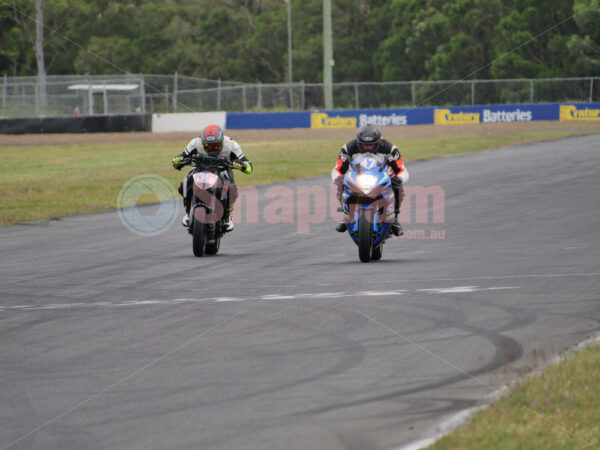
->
<box><xmin>339</xmin><ymin>153</ymin><xmax>395</xmax><ymax>263</ymax></box>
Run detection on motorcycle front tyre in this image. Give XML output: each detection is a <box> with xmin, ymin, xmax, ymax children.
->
<box><xmin>205</xmin><ymin>234</ymin><xmax>220</xmax><ymax>255</ymax></box>
<box><xmin>358</xmin><ymin>210</ymin><xmax>373</xmax><ymax>263</ymax></box>
<box><xmin>192</xmin><ymin>209</ymin><xmax>207</xmax><ymax>257</ymax></box>
<box><xmin>371</xmin><ymin>244</ymin><xmax>382</xmax><ymax>261</ymax></box>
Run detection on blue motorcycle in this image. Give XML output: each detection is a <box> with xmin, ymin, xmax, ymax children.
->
<box><xmin>339</xmin><ymin>153</ymin><xmax>395</xmax><ymax>263</ymax></box>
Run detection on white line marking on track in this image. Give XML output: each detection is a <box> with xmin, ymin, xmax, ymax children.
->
<box><xmin>417</xmin><ymin>286</ymin><xmax>521</xmax><ymax>294</ymax></box>
<box><xmin>0</xmin><ymin>286</ymin><xmax>518</xmax><ymax>313</ymax></box>
<box><xmin>374</xmin><ymin>272</ymin><xmax>600</xmax><ymax>284</ymax></box>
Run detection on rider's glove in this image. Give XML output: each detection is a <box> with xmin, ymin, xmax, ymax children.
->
<box><xmin>172</xmin><ymin>156</ymin><xmax>184</xmax><ymax>170</ymax></box>
<box><xmin>232</xmin><ymin>161</ymin><xmax>252</xmax><ymax>174</ymax></box>
<box><xmin>239</xmin><ymin>161</ymin><xmax>252</xmax><ymax>174</ymax></box>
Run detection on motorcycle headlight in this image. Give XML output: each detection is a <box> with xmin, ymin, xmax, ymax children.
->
<box><xmin>356</xmin><ymin>174</ymin><xmax>377</xmax><ymax>194</ymax></box>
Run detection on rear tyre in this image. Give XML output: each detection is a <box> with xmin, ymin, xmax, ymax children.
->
<box><xmin>192</xmin><ymin>209</ymin><xmax>207</xmax><ymax>257</ymax></box>
<box><xmin>358</xmin><ymin>210</ymin><xmax>372</xmax><ymax>263</ymax></box>
<box><xmin>371</xmin><ymin>244</ymin><xmax>382</xmax><ymax>261</ymax></box>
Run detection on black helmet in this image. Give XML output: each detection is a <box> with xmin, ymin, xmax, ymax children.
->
<box><xmin>356</xmin><ymin>122</ymin><xmax>381</xmax><ymax>152</ymax></box>
<box><xmin>201</xmin><ymin>125</ymin><xmax>225</xmax><ymax>154</ymax></box>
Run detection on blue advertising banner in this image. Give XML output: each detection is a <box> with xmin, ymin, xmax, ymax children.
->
<box><xmin>309</xmin><ymin>108</ymin><xmax>434</xmax><ymax>128</ymax></box>
<box><xmin>432</xmin><ymin>103</ymin><xmax>559</xmax><ymax>124</ymax></box>
<box><xmin>226</xmin><ymin>111</ymin><xmax>310</xmax><ymax>129</ymax></box>
<box><xmin>225</xmin><ymin>103</ymin><xmax>600</xmax><ymax>130</ymax></box>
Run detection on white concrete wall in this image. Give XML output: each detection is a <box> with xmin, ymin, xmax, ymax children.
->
<box><xmin>152</xmin><ymin>112</ymin><xmax>227</xmax><ymax>133</ymax></box>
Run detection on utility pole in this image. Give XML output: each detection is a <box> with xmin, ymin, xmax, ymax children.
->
<box><xmin>323</xmin><ymin>0</ymin><xmax>333</xmax><ymax>110</ymax></box>
<box><xmin>286</xmin><ymin>0</ymin><xmax>293</xmax><ymax>108</ymax></box>
<box><xmin>35</xmin><ymin>0</ymin><xmax>47</xmax><ymax>116</ymax></box>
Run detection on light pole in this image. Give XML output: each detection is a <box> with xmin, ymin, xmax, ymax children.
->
<box><xmin>285</xmin><ymin>0</ymin><xmax>293</xmax><ymax>108</ymax></box>
<box><xmin>323</xmin><ymin>0</ymin><xmax>333</xmax><ymax>109</ymax></box>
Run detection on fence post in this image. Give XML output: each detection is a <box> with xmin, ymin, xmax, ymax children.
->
<box><xmin>530</xmin><ymin>79</ymin><xmax>534</xmax><ymax>103</ymax></box>
<box><xmin>2</xmin><ymin>74</ymin><xmax>6</xmax><ymax>117</ymax></box>
<box><xmin>140</xmin><ymin>78</ymin><xmax>146</xmax><ymax>113</ymax></box>
<box><xmin>242</xmin><ymin>85</ymin><xmax>247</xmax><ymax>112</ymax></box>
<box><xmin>301</xmin><ymin>80</ymin><xmax>305</xmax><ymax>110</ymax></box>
<box><xmin>165</xmin><ymin>84</ymin><xmax>169</xmax><ymax>112</ymax></box>
<box><xmin>173</xmin><ymin>72</ymin><xmax>178</xmax><ymax>113</ymax></box>
<box><xmin>590</xmin><ymin>77</ymin><xmax>594</xmax><ymax>103</ymax></box>
<box><xmin>289</xmin><ymin>82</ymin><xmax>294</xmax><ymax>109</ymax></box>
<box><xmin>411</xmin><ymin>82</ymin><xmax>416</xmax><ymax>107</ymax></box>
<box><xmin>103</xmin><ymin>81</ymin><xmax>108</xmax><ymax>115</ymax></box>
<box><xmin>471</xmin><ymin>81</ymin><xmax>475</xmax><ymax>105</ymax></box>
<box><xmin>217</xmin><ymin>79</ymin><xmax>222</xmax><ymax>110</ymax></box>
<box><xmin>35</xmin><ymin>82</ymin><xmax>40</xmax><ymax>117</ymax></box>
<box><xmin>354</xmin><ymin>83</ymin><xmax>360</xmax><ymax>109</ymax></box>
<box><xmin>87</xmin><ymin>74</ymin><xmax>93</xmax><ymax>115</ymax></box>
<box><xmin>257</xmin><ymin>82</ymin><xmax>262</xmax><ymax>110</ymax></box>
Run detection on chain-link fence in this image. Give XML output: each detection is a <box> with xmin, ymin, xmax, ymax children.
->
<box><xmin>1</xmin><ymin>74</ymin><xmax>598</xmax><ymax>118</ymax></box>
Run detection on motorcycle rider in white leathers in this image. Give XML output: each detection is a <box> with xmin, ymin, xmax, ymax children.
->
<box><xmin>172</xmin><ymin>125</ymin><xmax>252</xmax><ymax>232</ymax></box>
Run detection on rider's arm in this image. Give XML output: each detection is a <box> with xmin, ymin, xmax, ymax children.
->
<box><xmin>172</xmin><ymin>138</ymin><xmax>200</xmax><ymax>170</ymax></box>
<box><xmin>387</xmin><ymin>144</ymin><xmax>409</xmax><ymax>184</ymax></box>
<box><xmin>173</xmin><ymin>138</ymin><xmax>200</xmax><ymax>160</ymax></box>
<box><xmin>182</xmin><ymin>138</ymin><xmax>200</xmax><ymax>157</ymax></box>
<box><xmin>227</xmin><ymin>138</ymin><xmax>253</xmax><ymax>173</ymax></box>
<box><xmin>334</xmin><ymin>143</ymin><xmax>351</xmax><ymax>176</ymax></box>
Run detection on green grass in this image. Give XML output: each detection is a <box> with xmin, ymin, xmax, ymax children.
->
<box><xmin>429</xmin><ymin>343</ymin><xmax>600</xmax><ymax>449</ymax></box>
<box><xmin>0</xmin><ymin>130</ymin><xmax>593</xmax><ymax>226</ymax></box>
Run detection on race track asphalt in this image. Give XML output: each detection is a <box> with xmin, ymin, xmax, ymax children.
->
<box><xmin>1</xmin><ymin>134</ymin><xmax>599</xmax><ymax>450</ymax></box>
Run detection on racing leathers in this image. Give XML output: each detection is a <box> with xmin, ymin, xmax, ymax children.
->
<box><xmin>333</xmin><ymin>138</ymin><xmax>409</xmax><ymax>235</ymax></box>
<box><xmin>174</xmin><ymin>135</ymin><xmax>252</xmax><ymax>230</ymax></box>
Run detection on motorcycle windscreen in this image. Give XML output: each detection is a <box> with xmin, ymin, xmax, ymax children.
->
<box><xmin>193</xmin><ymin>171</ymin><xmax>220</xmax><ymax>189</ymax></box>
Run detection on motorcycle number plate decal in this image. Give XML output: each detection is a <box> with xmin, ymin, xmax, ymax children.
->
<box><xmin>194</xmin><ymin>172</ymin><xmax>219</xmax><ymax>185</ymax></box>
<box><xmin>360</xmin><ymin>158</ymin><xmax>377</xmax><ymax>170</ymax></box>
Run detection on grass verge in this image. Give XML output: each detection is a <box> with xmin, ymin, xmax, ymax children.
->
<box><xmin>0</xmin><ymin>129</ymin><xmax>595</xmax><ymax>226</ymax></box>
<box><xmin>429</xmin><ymin>342</ymin><xmax>600</xmax><ymax>449</ymax></box>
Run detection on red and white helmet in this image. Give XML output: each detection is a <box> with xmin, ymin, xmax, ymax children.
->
<box><xmin>201</xmin><ymin>125</ymin><xmax>224</xmax><ymax>154</ymax></box>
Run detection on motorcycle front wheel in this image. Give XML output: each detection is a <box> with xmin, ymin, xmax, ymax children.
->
<box><xmin>205</xmin><ymin>234</ymin><xmax>220</xmax><ymax>255</ymax></box>
<box><xmin>358</xmin><ymin>210</ymin><xmax>372</xmax><ymax>263</ymax></box>
<box><xmin>371</xmin><ymin>244</ymin><xmax>382</xmax><ymax>261</ymax></box>
<box><xmin>192</xmin><ymin>209</ymin><xmax>207</xmax><ymax>257</ymax></box>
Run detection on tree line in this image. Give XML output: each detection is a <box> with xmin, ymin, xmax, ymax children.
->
<box><xmin>1</xmin><ymin>0</ymin><xmax>599</xmax><ymax>82</ymax></box>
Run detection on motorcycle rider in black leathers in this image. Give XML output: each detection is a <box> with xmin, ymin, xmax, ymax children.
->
<box><xmin>172</xmin><ymin>125</ymin><xmax>252</xmax><ymax>232</ymax></box>
<box><xmin>332</xmin><ymin>122</ymin><xmax>409</xmax><ymax>236</ymax></box>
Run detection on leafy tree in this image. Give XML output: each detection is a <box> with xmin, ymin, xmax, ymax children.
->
<box><xmin>567</xmin><ymin>0</ymin><xmax>600</xmax><ymax>75</ymax></box>
<box><xmin>375</xmin><ymin>0</ymin><xmax>443</xmax><ymax>81</ymax></box>
<box><xmin>490</xmin><ymin>0</ymin><xmax>578</xmax><ymax>78</ymax></box>
<box><xmin>426</xmin><ymin>0</ymin><xmax>502</xmax><ymax>80</ymax></box>
<box><xmin>1</xmin><ymin>0</ymin><xmax>599</xmax><ymax>83</ymax></box>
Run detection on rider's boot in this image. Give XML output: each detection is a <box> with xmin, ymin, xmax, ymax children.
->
<box><xmin>223</xmin><ymin>203</ymin><xmax>235</xmax><ymax>232</ymax></box>
<box><xmin>392</xmin><ymin>186</ymin><xmax>403</xmax><ymax>236</ymax></box>
<box><xmin>182</xmin><ymin>201</ymin><xmax>191</xmax><ymax>228</ymax></box>
<box><xmin>182</xmin><ymin>214</ymin><xmax>191</xmax><ymax>228</ymax></box>
<box><xmin>392</xmin><ymin>214</ymin><xmax>403</xmax><ymax>236</ymax></box>
<box><xmin>336</xmin><ymin>222</ymin><xmax>347</xmax><ymax>232</ymax></box>
<box><xmin>181</xmin><ymin>184</ymin><xmax>191</xmax><ymax>227</ymax></box>
<box><xmin>334</xmin><ymin>179</ymin><xmax>347</xmax><ymax>232</ymax></box>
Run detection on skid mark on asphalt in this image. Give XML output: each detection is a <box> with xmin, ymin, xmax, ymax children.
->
<box><xmin>0</xmin><ymin>286</ymin><xmax>519</xmax><ymax>312</ymax></box>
